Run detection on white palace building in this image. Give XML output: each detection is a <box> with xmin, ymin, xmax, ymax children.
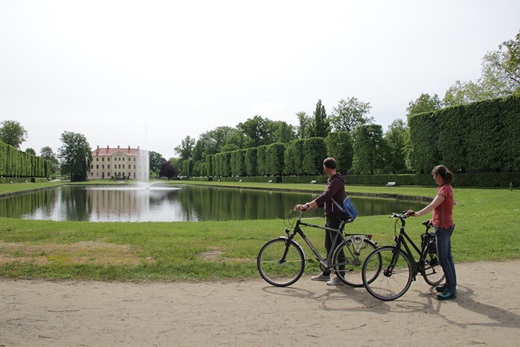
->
<box><xmin>89</xmin><ymin>145</ymin><xmax>149</xmax><ymax>180</ymax></box>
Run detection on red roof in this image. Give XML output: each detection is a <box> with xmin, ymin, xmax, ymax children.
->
<box><xmin>91</xmin><ymin>146</ymin><xmax>143</xmax><ymax>157</ymax></box>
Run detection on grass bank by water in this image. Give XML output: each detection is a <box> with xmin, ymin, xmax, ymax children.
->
<box><xmin>0</xmin><ymin>181</ymin><xmax>518</xmax><ymax>281</ymax></box>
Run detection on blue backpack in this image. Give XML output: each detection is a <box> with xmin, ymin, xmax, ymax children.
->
<box><xmin>333</xmin><ymin>196</ymin><xmax>358</xmax><ymax>221</ymax></box>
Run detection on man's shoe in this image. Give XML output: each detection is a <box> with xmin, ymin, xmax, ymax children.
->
<box><xmin>437</xmin><ymin>289</ymin><xmax>457</xmax><ymax>300</ymax></box>
<box><xmin>311</xmin><ymin>273</ymin><xmax>330</xmax><ymax>282</ymax></box>
<box><xmin>435</xmin><ymin>285</ymin><xmax>446</xmax><ymax>293</ymax></box>
<box><xmin>326</xmin><ymin>277</ymin><xmax>344</xmax><ymax>286</ymax></box>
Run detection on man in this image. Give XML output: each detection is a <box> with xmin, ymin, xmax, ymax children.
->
<box><xmin>294</xmin><ymin>157</ymin><xmax>346</xmax><ymax>286</ymax></box>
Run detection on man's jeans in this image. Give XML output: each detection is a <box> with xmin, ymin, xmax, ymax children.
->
<box><xmin>435</xmin><ymin>225</ymin><xmax>457</xmax><ymax>292</ymax></box>
<box><xmin>323</xmin><ymin>218</ymin><xmax>343</xmax><ymax>276</ymax></box>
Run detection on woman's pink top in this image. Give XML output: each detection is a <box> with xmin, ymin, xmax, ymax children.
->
<box><xmin>432</xmin><ymin>184</ymin><xmax>454</xmax><ymax>229</ymax></box>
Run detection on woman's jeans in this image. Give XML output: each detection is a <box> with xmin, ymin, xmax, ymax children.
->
<box><xmin>435</xmin><ymin>225</ymin><xmax>457</xmax><ymax>292</ymax></box>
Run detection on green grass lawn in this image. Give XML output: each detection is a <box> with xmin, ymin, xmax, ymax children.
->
<box><xmin>0</xmin><ymin>181</ymin><xmax>518</xmax><ymax>281</ymax></box>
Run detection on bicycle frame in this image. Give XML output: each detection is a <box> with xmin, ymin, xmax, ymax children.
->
<box><xmin>284</xmin><ymin>218</ymin><xmax>345</xmax><ymax>268</ymax></box>
<box><xmin>361</xmin><ymin>212</ymin><xmax>443</xmax><ymax>300</ymax></box>
<box><xmin>257</xmin><ymin>211</ymin><xmax>378</xmax><ymax>288</ymax></box>
<box><xmin>391</xmin><ymin>215</ymin><xmax>432</xmax><ymax>280</ymax></box>
<box><xmin>284</xmin><ymin>214</ymin><xmax>372</xmax><ymax>270</ymax></box>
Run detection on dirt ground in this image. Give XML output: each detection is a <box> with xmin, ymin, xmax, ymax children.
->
<box><xmin>1</xmin><ymin>260</ymin><xmax>519</xmax><ymax>347</ymax></box>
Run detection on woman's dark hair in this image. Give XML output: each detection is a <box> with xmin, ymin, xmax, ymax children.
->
<box><xmin>323</xmin><ymin>157</ymin><xmax>337</xmax><ymax>170</ymax></box>
<box><xmin>432</xmin><ymin>165</ymin><xmax>453</xmax><ymax>184</ymax></box>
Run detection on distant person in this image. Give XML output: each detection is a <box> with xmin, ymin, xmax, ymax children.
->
<box><xmin>407</xmin><ymin>165</ymin><xmax>457</xmax><ymax>300</ymax></box>
<box><xmin>294</xmin><ymin>157</ymin><xmax>346</xmax><ymax>286</ymax></box>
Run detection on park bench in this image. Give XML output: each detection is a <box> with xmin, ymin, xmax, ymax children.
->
<box><xmin>386</xmin><ymin>182</ymin><xmax>397</xmax><ymax>187</ymax></box>
<box><xmin>310</xmin><ymin>180</ymin><xmax>317</xmax><ymax>184</ymax></box>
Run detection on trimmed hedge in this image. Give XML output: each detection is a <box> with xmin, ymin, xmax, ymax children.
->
<box><xmin>0</xmin><ymin>142</ymin><xmax>51</xmax><ymax>179</ymax></box>
<box><xmin>333</xmin><ymin>172</ymin><xmax>520</xmax><ymax>188</ymax></box>
<box><xmin>187</xmin><ymin>172</ymin><xmax>520</xmax><ymax>188</ymax></box>
<box><xmin>410</xmin><ymin>95</ymin><xmax>520</xmax><ymax>173</ymax></box>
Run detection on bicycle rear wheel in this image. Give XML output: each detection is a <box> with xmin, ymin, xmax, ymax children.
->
<box><xmin>257</xmin><ymin>238</ymin><xmax>305</xmax><ymax>287</ymax></box>
<box><xmin>362</xmin><ymin>246</ymin><xmax>413</xmax><ymax>301</ymax></box>
<box><xmin>422</xmin><ymin>252</ymin><xmax>445</xmax><ymax>286</ymax></box>
<box><xmin>332</xmin><ymin>237</ymin><xmax>379</xmax><ymax>287</ymax></box>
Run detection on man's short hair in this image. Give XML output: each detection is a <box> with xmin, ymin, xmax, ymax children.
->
<box><xmin>323</xmin><ymin>157</ymin><xmax>336</xmax><ymax>170</ymax></box>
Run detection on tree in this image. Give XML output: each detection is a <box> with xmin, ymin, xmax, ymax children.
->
<box><xmin>444</xmin><ymin>30</ymin><xmax>520</xmax><ymax>107</ymax></box>
<box><xmin>174</xmin><ymin>136</ymin><xmax>195</xmax><ymax>161</ymax></box>
<box><xmin>502</xmin><ymin>31</ymin><xmax>520</xmax><ymax>85</ymax></box>
<box><xmin>309</xmin><ymin>99</ymin><xmax>329</xmax><ymax>138</ymax></box>
<box><xmin>325</xmin><ymin>132</ymin><xmax>353</xmax><ymax>174</ymax></box>
<box><xmin>443</xmin><ymin>80</ymin><xmax>480</xmax><ymax>107</ymax></box>
<box><xmin>384</xmin><ymin>119</ymin><xmax>409</xmax><ymax>173</ymax></box>
<box><xmin>159</xmin><ymin>161</ymin><xmax>178</xmax><ymax>179</ymax></box>
<box><xmin>270</xmin><ymin>121</ymin><xmax>295</xmax><ymax>144</ymax></box>
<box><xmin>25</xmin><ymin>148</ymin><xmax>36</xmax><ymax>156</ymax></box>
<box><xmin>40</xmin><ymin>146</ymin><xmax>59</xmax><ymax>174</ymax></box>
<box><xmin>330</xmin><ymin>97</ymin><xmax>373</xmax><ymax>132</ymax></box>
<box><xmin>148</xmin><ymin>150</ymin><xmax>166</xmax><ymax>174</ymax></box>
<box><xmin>406</xmin><ymin>93</ymin><xmax>443</xmax><ymax>117</ymax></box>
<box><xmin>302</xmin><ymin>137</ymin><xmax>328</xmax><ymax>175</ymax></box>
<box><xmin>58</xmin><ymin>131</ymin><xmax>91</xmax><ymax>182</ymax></box>
<box><xmin>295</xmin><ymin>111</ymin><xmax>311</xmax><ymax>139</ymax></box>
<box><xmin>481</xmin><ymin>30</ymin><xmax>520</xmax><ymax>95</ymax></box>
<box><xmin>0</xmin><ymin>120</ymin><xmax>28</xmax><ymax>148</ymax></box>
<box><xmin>237</xmin><ymin>115</ymin><xmax>272</xmax><ymax>148</ymax></box>
<box><xmin>221</xmin><ymin>128</ymin><xmax>246</xmax><ymax>152</ymax></box>
<box><xmin>352</xmin><ymin>124</ymin><xmax>388</xmax><ymax>175</ymax></box>
<box><xmin>190</xmin><ymin>126</ymin><xmax>235</xmax><ymax>167</ymax></box>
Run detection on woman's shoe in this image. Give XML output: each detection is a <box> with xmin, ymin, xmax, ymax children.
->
<box><xmin>435</xmin><ymin>285</ymin><xmax>446</xmax><ymax>293</ymax></box>
<box><xmin>437</xmin><ymin>289</ymin><xmax>457</xmax><ymax>300</ymax></box>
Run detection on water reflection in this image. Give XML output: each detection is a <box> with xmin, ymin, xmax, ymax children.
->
<box><xmin>0</xmin><ymin>184</ymin><xmax>426</xmax><ymax>222</ymax></box>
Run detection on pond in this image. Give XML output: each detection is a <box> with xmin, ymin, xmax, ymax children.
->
<box><xmin>0</xmin><ymin>184</ymin><xmax>427</xmax><ymax>222</ymax></box>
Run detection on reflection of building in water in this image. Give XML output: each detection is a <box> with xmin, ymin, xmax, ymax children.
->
<box><xmin>89</xmin><ymin>189</ymin><xmax>150</xmax><ymax>222</ymax></box>
<box><xmin>89</xmin><ymin>145</ymin><xmax>149</xmax><ymax>180</ymax></box>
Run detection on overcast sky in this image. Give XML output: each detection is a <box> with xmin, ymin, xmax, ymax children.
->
<box><xmin>1</xmin><ymin>0</ymin><xmax>519</xmax><ymax>160</ymax></box>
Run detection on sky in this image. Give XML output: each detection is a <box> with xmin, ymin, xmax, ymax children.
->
<box><xmin>1</xmin><ymin>0</ymin><xmax>519</xmax><ymax>160</ymax></box>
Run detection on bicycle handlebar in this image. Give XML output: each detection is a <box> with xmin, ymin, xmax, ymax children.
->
<box><xmin>390</xmin><ymin>211</ymin><xmax>410</xmax><ymax>220</ymax></box>
<box><xmin>390</xmin><ymin>211</ymin><xmax>433</xmax><ymax>229</ymax></box>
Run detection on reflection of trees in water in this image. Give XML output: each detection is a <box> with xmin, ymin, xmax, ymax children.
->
<box><xmin>0</xmin><ymin>188</ymin><xmax>58</xmax><ymax>218</ymax></box>
<box><xmin>182</xmin><ymin>186</ymin><xmax>323</xmax><ymax>221</ymax></box>
<box><xmin>0</xmin><ymin>185</ymin><xmax>426</xmax><ymax>221</ymax></box>
<box><xmin>62</xmin><ymin>186</ymin><xmax>91</xmax><ymax>221</ymax></box>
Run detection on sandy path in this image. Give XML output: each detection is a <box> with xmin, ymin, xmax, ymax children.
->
<box><xmin>1</xmin><ymin>260</ymin><xmax>519</xmax><ymax>347</ymax></box>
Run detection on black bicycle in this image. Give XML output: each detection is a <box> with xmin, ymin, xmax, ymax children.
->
<box><xmin>361</xmin><ymin>212</ymin><xmax>445</xmax><ymax>301</ymax></box>
<box><xmin>257</xmin><ymin>210</ymin><xmax>379</xmax><ymax>287</ymax></box>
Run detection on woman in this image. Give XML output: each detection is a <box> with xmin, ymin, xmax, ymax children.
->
<box><xmin>408</xmin><ymin>165</ymin><xmax>457</xmax><ymax>300</ymax></box>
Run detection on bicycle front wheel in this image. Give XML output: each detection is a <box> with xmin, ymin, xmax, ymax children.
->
<box><xmin>257</xmin><ymin>238</ymin><xmax>305</xmax><ymax>287</ymax></box>
<box><xmin>332</xmin><ymin>237</ymin><xmax>379</xmax><ymax>287</ymax></box>
<box><xmin>362</xmin><ymin>246</ymin><xmax>414</xmax><ymax>301</ymax></box>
